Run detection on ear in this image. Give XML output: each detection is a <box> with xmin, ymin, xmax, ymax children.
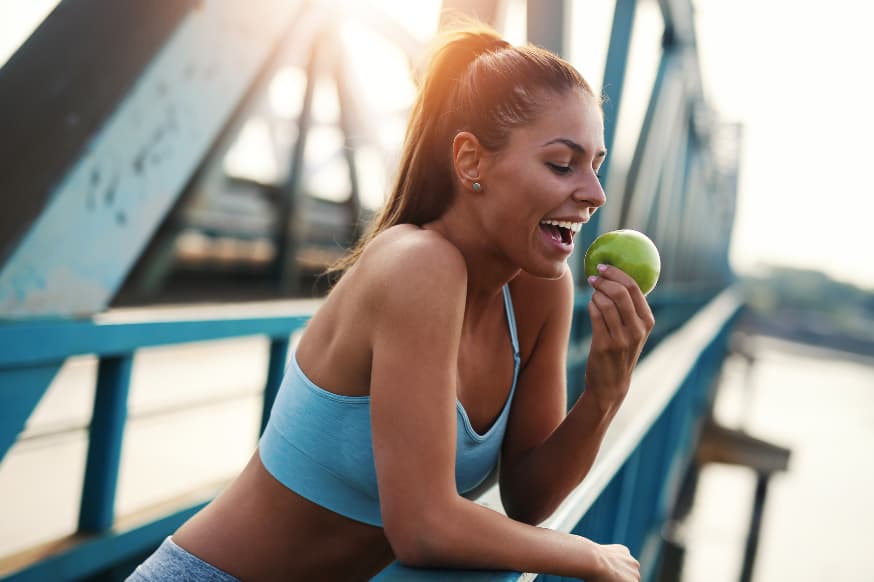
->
<box><xmin>452</xmin><ymin>131</ymin><xmax>484</xmax><ymax>193</ymax></box>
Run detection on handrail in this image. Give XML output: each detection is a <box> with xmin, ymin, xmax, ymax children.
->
<box><xmin>544</xmin><ymin>286</ymin><xmax>742</xmax><ymax>532</ymax></box>
<box><xmin>0</xmin><ymin>287</ymin><xmax>741</xmax><ymax>581</ymax></box>
<box><xmin>0</xmin><ymin>316</ymin><xmax>306</xmax><ymax>368</ymax></box>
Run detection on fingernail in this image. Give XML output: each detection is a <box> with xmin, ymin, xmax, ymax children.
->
<box><xmin>597</xmin><ymin>264</ymin><xmax>608</xmax><ymax>273</ymax></box>
<box><xmin>588</xmin><ymin>276</ymin><xmax>598</xmax><ymax>285</ymax></box>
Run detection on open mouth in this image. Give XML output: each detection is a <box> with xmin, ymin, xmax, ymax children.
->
<box><xmin>539</xmin><ymin>219</ymin><xmax>582</xmax><ymax>247</ymax></box>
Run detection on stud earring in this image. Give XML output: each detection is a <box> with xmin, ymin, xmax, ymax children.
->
<box><xmin>472</xmin><ymin>181</ymin><xmax>482</xmax><ymax>192</ymax></box>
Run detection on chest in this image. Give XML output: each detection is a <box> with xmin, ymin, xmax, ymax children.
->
<box><xmin>455</xmin><ymin>315</ymin><xmax>518</xmax><ymax>435</ymax></box>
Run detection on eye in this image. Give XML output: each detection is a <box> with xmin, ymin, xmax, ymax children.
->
<box><xmin>546</xmin><ymin>162</ymin><xmax>572</xmax><ymax>175</ymax></box>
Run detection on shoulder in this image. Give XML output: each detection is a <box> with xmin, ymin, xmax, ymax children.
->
<box><xmin>361</xmin><ymin>225</ymin><xmax>467</xmax><ymax>281</ymax></box>
<box><xmin>357</xmin><ymin>225</ymin><xmax>468</xmax><ymax>321</ymax></box>
<box><xmin>358</xmin><ymin>225</ymin><xmax>467</xmax><ymax>292</ymax></box>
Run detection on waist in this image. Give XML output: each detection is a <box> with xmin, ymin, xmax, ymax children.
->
<box><xmin>174</xmin><ymin>453</ymin><xmax>394</xmax><ymax>580</ymax></box>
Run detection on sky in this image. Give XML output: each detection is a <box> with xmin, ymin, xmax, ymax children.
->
<box><xmin>692</xmin><ymin>0</ymin><xmax>874</xmax><ymax>289</ymax></box>
<box><xmin>2</xmin><ymin>0</ymin><xmax>873</xmax><ymax>290</ymax></box>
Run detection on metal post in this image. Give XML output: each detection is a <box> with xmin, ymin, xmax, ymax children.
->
<box><xmin>574</xmin><ymin>0</ymin><xmax>637</xmax><ymax>268</ymax></box>
<box><xmin>618</xmin><ymin>38</ymin><xmax>676</xmax><ymax>229</ymax></box>
<box><xmin>275</xmin><ymin>32</ymin><xmax>322</xmax><ymax>295</ymax></box>
<box><xmin>599</xmin><ymin>0</ymin><xmax>637</xmax><ymax>189</ymax></box>
<box><xmin>78</xmin><ymin>354</ymin><xmax>134</xmax><ymax>533</ymax></box>
<box><xmin>739</xmin><ymin>472</ymin><xmax>770</xmax><ymax>582</ymax></box>
<box><xmin>526</xmin><ymin>0</ymin><xmax>565</xmax><ymax>56</ymax></box>
<box><xmin>612</xmin><ymin>446</ymin><xmax>642</xmax><ymax>543</ymax></box>
<box><xmin>261</xmin><ymin>337</ymin><xmax>290</xmax><ymax>434</ymax></box>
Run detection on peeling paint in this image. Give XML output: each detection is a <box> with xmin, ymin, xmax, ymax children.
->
<box><xmin>0</xmin><ymin>0</ymin><xmax>305</xmax><ymax>318</ymax></box>
<box><xmin>1</xmin><ymin>267</ymin><xmax>110</xmax><ymax>317</ymax></box>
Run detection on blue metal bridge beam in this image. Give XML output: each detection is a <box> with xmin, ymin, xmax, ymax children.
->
<box><xmin>572</xmin><ymin>0</ymin><xmax>638</xmax><ymax>270</ymax></box>
<box><xmin>0</xmin><ymin>364</ymin><xmax>61</xmax><ymax>466</ymax></box>
<box><xmin>261</xmin><ymin>338</ymin><xmax>291</xmax><ymax>434</ymax></box>
<box><xmin>0</xmin><ymin>0</ymin><xmax>309</xmax><ymax>318</ymax></box>
<box><xmin>619</xmin><ymin>40</ymin><xmax>684</xmax><ymax>231</ymax></box>
<box><xmin>650</xmin><ymin>104</ymin><xmax>693</xmax><ymax>283</ymax></box>
<box><xmin>526</xmin><ymin>0</ymin><xmax>565</xmax><ymax>57</ymax></box>
<box><xmin>657</xmin><ymin>0</ymin><xmax>697</xmax><ymax>47</ymax></box>
<box><xmin>0</xmin><ymin>0</ymin><xmax>197</xmax><ymax>268</ymax></box>
<box><xmin>78</xmin><ymin>355</ymin><xmax>134</xmax><ymax>533</ymax></box>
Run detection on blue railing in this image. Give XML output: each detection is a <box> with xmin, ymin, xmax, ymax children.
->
<box><xmin>0</xmin><ymin>304</ymin><xmax>309</xmax><ymax>581</ymax></box>
<box><xmin>0</xmin><ymin>286</ymin><xmax>741</xmax><ymax>581</ymax></box>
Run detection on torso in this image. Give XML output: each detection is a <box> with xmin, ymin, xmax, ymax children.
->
<box><xmin>172</xmin><ymin>225</ymin><xmax>559</xmax><ymax>581</ymax></box>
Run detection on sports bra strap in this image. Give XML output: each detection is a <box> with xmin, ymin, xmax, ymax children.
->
<box><xmin>501</xmin><ymin>284</ymin><xmax>520</xmax><ymax>358</ymax></box>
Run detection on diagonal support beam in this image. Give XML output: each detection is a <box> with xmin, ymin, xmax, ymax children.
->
<box><xmin>0</xmin><ymin>0</ymin><xmax>307</xmax><ymax>318</ymax></box>
<box><xmin>0</xmin><ymin>364</ymin><xmax>62</xmax><ymax>464</ymax></box>
<box><xmin>0</xmin><ymin>0</ymin><xmax>197</xmax><ymax>268</ymax></box>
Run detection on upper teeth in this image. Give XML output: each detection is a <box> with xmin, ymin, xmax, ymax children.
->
<box><xmin>541</xmin><ymin>219</ymin><xmax>582</xmax><ymax>233</ymax></box>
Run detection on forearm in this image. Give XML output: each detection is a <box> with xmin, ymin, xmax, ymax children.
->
<box><xmin>500</xmin><ymin>389</ymin><xmax>620</xmax><ymax>524</ymax></box>
<box><xmin>401</xmin><ymin>493</ymin><xmax>604</xmax><ymax>578</ymax></box>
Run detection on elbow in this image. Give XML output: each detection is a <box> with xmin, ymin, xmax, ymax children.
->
<box><xmin>501</xmin><ymin>487</ymin><xmax>560</xmax><ymax>526</ymax></box>
<box><xmin>383</xmin><ymin>503</ymin><xmax>453</xmax><ymax>567</ymax></box>
<box><xmin>386</xmin><ymin>528</ymin><xmax>430</xmax><ymax>568</ymax></box>
<box><xmin>504</xmin><ymin>503</ymin><xmax>550</xmax><ymax>527</ymax></box>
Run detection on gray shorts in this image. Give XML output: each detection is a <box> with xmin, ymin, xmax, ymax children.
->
<box><xmin>126</xmin><ymin>536</ymin><xmax>240</xmax><ymax>581</ymax></box>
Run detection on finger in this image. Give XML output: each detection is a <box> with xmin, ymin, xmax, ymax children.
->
<box><xmin>631</xmin><ymin>291</ymin><xmax>655</xmax><ymax>331</ymax></box>
<box><xmin>589</xmin><ymin>275</ymin><xmax>635</xmax><ymax>327</ymax></box>
<box><xmin>591</xmin><ymin>289</ymin><xmax>626</xmax><ymax>342</ymax></box>
<box><xmin>595</xmin><ymin>264</ymin><xmax>654</xmax><ymax>324</ymax></box>
<box><xmin>595</xmin><ymin>263</ymin><xmax>637</xmax><ymax>288</ymax></box>
<box><xmin>588</xmin><ymin>296</ymin><xmax>611</xmax><ymax>340</ymax></box>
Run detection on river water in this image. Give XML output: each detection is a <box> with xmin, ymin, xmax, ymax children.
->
<box><xmin>680</xmin><ymin>336</ymin><xmax>874</xmax><ymax>582</ymax></box>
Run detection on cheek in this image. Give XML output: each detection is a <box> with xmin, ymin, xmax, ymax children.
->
<box><xmin>489</xmin><ymin>159</ymin><xmax>554</xmax><ymax>227</ymax></box>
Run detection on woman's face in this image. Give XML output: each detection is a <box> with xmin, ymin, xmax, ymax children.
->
<box><xmin>479</xmin><ymin>90</ymin><xmax>607</xmax><ymax>279</ymax></box>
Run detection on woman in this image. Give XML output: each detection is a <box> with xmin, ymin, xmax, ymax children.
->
<box><xmin>129</xmin><ymin>20</ymin><xmax>652</xmax><ymax>582</ymax></box>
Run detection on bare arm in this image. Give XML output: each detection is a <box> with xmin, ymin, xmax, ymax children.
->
<box><xmin>365</xmin><ymin>236</ymin><xmax>637</xmax><ymax>580</ymax></box>
<box><xmin>499</xmin><ymin>266</ymin><xmax>654</xmax><ymax>526</ymax></box>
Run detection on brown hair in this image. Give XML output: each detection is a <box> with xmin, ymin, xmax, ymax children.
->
<box><xmin>329</xmin><ymin>19</ymin><xmax>597</xmax><ymax>273</ymax></box>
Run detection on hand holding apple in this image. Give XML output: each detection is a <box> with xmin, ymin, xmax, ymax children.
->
<box><xmin>582</xmin><ymin>230</ymin><xmax>658</xmax><ymax>417</ymax></box>
<box><xmin>584</xmin><ymin>229</ymin><xmax>661</xmax><ymax>295</ymax></box>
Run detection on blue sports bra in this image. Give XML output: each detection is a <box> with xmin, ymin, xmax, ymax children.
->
<box><xmin>258</xmin><ymin>285</ymin><xmax>521</xmax><ymax>526</ymax></box>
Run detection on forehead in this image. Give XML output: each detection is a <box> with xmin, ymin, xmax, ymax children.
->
<box><xmin>510</xmin><ymin>90</ymin><xmax>604</xmax><ymax>152</ymax></box>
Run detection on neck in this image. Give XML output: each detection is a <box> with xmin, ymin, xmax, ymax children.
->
<box><xmin>424</xmin><ymin>203</ymin><xmax>520</xmax><ymax>314</ymax></box>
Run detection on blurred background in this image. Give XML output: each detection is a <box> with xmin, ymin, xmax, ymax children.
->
<box><xmin>0</xmin><ymin>0</ymin><xmax>872</xmax><ymax>581</ymax></box>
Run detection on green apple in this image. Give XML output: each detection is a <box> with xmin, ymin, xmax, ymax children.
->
<box><xmin>584</xmin><ymin>229</ymin><xmax>661</xmax><ymax>295</ymax></box>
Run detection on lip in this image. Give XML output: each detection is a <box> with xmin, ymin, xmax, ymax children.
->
<box><xmin>538</xmin><ymin>223</ymin><xmax>575</xmax><ymax>255</ymax></box>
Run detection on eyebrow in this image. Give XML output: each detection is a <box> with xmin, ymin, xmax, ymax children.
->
<box><xmin>542</xmin><ymin>138</ymin><xmax>607</xmax><ymax>158</ymax></box>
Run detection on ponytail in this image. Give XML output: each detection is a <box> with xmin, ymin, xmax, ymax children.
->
<box><xmin>328</xmin><ymin>19</ymin><xmax>595</xmax><ymax>274</ymax></box>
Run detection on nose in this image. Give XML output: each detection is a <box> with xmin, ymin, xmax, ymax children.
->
<box><xmin>571</xmin><ymin>173</ymin><xmax>606</xmax><ymax>210</ymax></box>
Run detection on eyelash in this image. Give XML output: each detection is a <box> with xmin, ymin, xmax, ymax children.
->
<box><xmin>547</xmin><ymin>163</ymin><xmax>602</xmax><ymax>179</ymax></box>
<box><xmin>547</xmin><ymin>163</ymin><xmax>572</xmax><ymax>175</ymax></box>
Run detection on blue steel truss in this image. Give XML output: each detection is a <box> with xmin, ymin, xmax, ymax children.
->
<box><xmin>0</xmin><ymin>0</ymin><xmax>742</xmax><ymax>580</ymax></box>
